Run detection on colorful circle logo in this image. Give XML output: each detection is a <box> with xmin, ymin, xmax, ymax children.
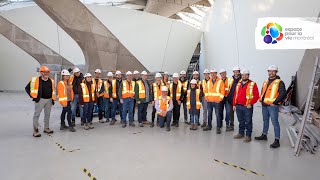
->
<box><xmin>261</xmin><ymin>22</ymin><xmax>283</xmax><ymax>44</ymax></box>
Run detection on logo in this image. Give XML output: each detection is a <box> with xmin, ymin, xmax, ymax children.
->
<box><xmin>261</xmin><ymin>22</ymin><xmax>283</xmax><ymax>44</ymax></box>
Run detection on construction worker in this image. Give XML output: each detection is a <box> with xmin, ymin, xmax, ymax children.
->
<box><xmin>187</xmin><ymin>79</ymin><xmax>202</xmax><ymax>130</ymax></box>
<box><xmin>170</xmin><ymin>73</ymin><xmax>184</xmax><ymax>127</ymax></box>
<box><xmin>219</xmin><ymin>68</ymin><xmax>233</xmax><ymax>131</ymax></box>
<box><xmin>233</xmin><ymin>69</ymin><xmax>259</xmax><ymax>142</ymax></box>
<box><xmin>180</xmin><ymin>70</ymin><xmax>189</xmax><ymax>124</ymax></box>
<box><xmin>255</xmin><ymin>65</ymin><xmax>286</xmax><ymax>148</ymax></box>
<box><xmin>162</xmin><ymin>72</ymin><xmax>170</xmax><ymax>88</ymax></box>
<box><xmin>203</xmin><ymin>68</ymin><xmax>225</xmax><ymax>134</ymax></box>
<box><xmin>151</xmin><ymin>73</ymin><xmax>163</xmax><ymax>127</ymax></box>
<box><xmin>79</xmin><ymin>73</ymin><xmax>96</xmax><ymax>130</ymax></box>
<box><xmin>155</xmin><ymin>86</ymin><xmax>173</xmax><ymax>131</ymax></box>
<box><xmin>25</xmin><ymin>66</ymin><xmax>55</xmax><ymax>137</ymax></box>
<box><xmin>200</xmin><ymin>69</ymin><xmax>210</xmax><ymax>128</ymax></box>
<box><xmin>110</xmin><ymin>70</ymin><xmax>123</xmax><ymax>125</ymax></box>
<box><xmin>119</xmin><ymin>71</ymin><xmax>136</xmax><ymax>128</ymax></box>
<box><xmin>103</xmin><ymin>72</ymin><xmax>113</xmax><ymax>122</ymax></box>
<box><xmin>135</xmin><ymin>71</ymin><xmax>152</xmax><ymax>127</ymax></box>
<box><xmin>93</xmin><ymin>69</ymin><xmax>105</xmax><ymax>123</ymax></box>
<box><xmin>57</xmin><ymin>69</ymin><xmax>76</xmax><ymax>132</ymax></box>
<box><xmin>132</xmin><ymin>70</ymin><xmax>140</xmax><ymax>121</ymax></box>
<box><xmin>70</xmin><ymin>67</ymin><xmax>84</xmax><ymax>126</ymax></box>
<box><xmin>226</xmin><ymin>66</ymin><xmax>242</xmax><ymax>131</ymax></box>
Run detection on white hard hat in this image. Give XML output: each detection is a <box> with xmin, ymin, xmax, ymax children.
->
<box><xmin>233</xmin><ymin>66</ymin><xmax>241</xmax><ymax>71</ymax></box>
<box><xmin>141</xmin><ymin>71</ymin><xmax>147</xmax><ymax>75</ymax></box>
<box><xmin>164</xmin><ymin>72</ymin><xmax>169</xmax><ymax>75</ymax></box>
<box><xmin>95</xmin><ymin>69</ymin><xmax>101</xmax><ymax>73</ymax></box>
<box><xmin>203</xmin><ymin>69</ymin><xmax>210</xmax><ymax>74</ymax></box>
<box><xmin>84</xmin><ymin>73</ymin><xmax>92</xmax><ymax>77</ymax></box>
<box><xmin>133</xmin><ymin>70</ymin><xmax>139</xmax><ymax>75</ymax></box>
<box><xmin>155</xmin><ymin>73</ymin><xmax>162</xmax><ymax>78</ymax></box>
<box><xmin>268</xmin><ymin>65</ymin><xmax>278</xmax><ymax>71</ymax></box>
<box><xmin>210</xmin><ymin>68</ymin><xmax>217</xmax><ymax>73</ymax></box>
<box><xmin>219</xmin><ymin>68</ymin><xmax>226</xmax><ymax>73</ymax></box>
<box><xmin>73</xmin><ymin>67</ymin><xmax>80</xmax><ymax>73</ymax></box>
<box><xmin>161</xmin><ymin>86</ymin><xmax>168</xmax><ymax>91</ymax></box>
<box><xmin>180</xmin><ymin>70</ymin><xmax>186</xmax><ymax>75</ymax></box>
<box><xmin>193</xmin><ymin>71</ymin><xmax>199</xmax><ymax>75</ymax></box>
<box><xmin>172</xmin><ymin>73</ymin><xmax>179</xmax><ymax>78</ymax></box>
<box><xmin>126</xmin><ymin>71</ymin><xmax>132</xmax><ymax>75</ymax></box>
<box><xmin>107</xmin><ymin>72</ymin><xmax>113</xmax><ymax>77</ymax></box>
<box><xmin>115</xmin><ymin>70</ymin><xmax>121</xmax><ymax>75</ymax></box>
<box><xmin>61</xmin><ymin>69</ymin><xmax>70</xmax><ymax>76</ymax></box>
<box><xmin>190</xmin><ymin>79</ymin><xmax>197</xmax><ymax>84</ymax></box>
<box><xmin>241</xmin><ymin>69</ymin><xmax>250</xmax><ymax>74</ymax></box>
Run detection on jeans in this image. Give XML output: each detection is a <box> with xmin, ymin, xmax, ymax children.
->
<box><xmin>207</xmin><ymin>102</ymin><xmax>221</xmax><ymax>128</ymax></box>
<box><xmin>236</xmin><ymin>105</ymin><xmax>253</xmax><ymax>137</ymax></box>
<box><xmin>61</xmin><ymin>101</ymin><xmax>72</xmax><ymax>126</ymax></box>
<box><xmin>121</xmin><ymin>98</ymin><xmax>134</xmax><ymax>124</ymax></box>
<box><xmin>138</xmin><ymin>103</ymin><xmax>148</xmax><ymax>123</ymax></box>
<box><xmin>33</xmin><ymin>98</ymin><xmax>52</xmax><ymax>129</ymax></box>
<box><xmin>111</xmin><ymin>98</ymin><xmax>123</xmax><ymax>120</ymax></box>
<box><xmin>83</xmin><ymin>102</ymin><xmax>94</xmax><ymax>124</ymax></box>
<box><xmin>190</xmin><ymin>114</ymin><xmax>199</xmax><ymax>124</ymax></box>
<box><xmin>262</xmin><ymin>105</ymin><xmax>281</xmax><ymax>139</ymax></box>
<box><xmin>202</xmin><ymin>97</ymin><xmax>208</xmax><ymax>124</ymax></box>
<box><xmin>220</xmin><ymin>97</ymin><xmax>231</xmax><ymax>126</ymax></box>
<box><xmin>104</xmin><ymin>98</ymin><xmax>111</xmax><ymax>119</ymax></box>
<box><xmin>71</xmin><ymin>94</ymin><xmax>83</xmax><ymax>120</ymax></box>
<box><xmin>158</xmin><ymin>111</ymin><xmax>172</xmax><ymax>128</ymax></box>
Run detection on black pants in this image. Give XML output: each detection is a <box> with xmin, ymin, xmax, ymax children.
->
<box><xmin>97</xmin><ymin>96</ymin><xmax>104</xmax><ymax>120</ymax></box>
<box><xmin>138</xmin><ymin>103</ymin><xmax>148</xmax><ymax>123</ymax></box>
<box><xmin>61</xmin><ymin>101</ymin><xmax>72</xmax><ymax>126</ymax></box>
<box><xmin>151</xmin><ymin>106</ymin><xmax>159</xmax><ymax>124</ymax></box>
<box><xmin>172</xmin><ymin>100</ymin><xmax>181</xmax><ymax>124</ymax></box>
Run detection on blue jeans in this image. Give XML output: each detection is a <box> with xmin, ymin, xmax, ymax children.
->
<box><xmin>71</xmin><ymin>94</ymin><xmax>83</xmax><ymax>120</ymax></box>
<box><xmin>121</xmin><ymin>98</ymin><xmax>134</xmax><ymax>124</ymax></box>
<box><xmin>138</xmin><ymin>103</ymin><xmax>148</xmax><ymax>123</ymax></box>
<box><xmin>60</xmin><ymin>101</ymin><xmax>72</xmax><ymax>126</ymax></box>
<box><xmin>158</xmin><ymin>111</ymin><xmax>172</xmax><ymax>128</ymax></box>
<box><xmin>262</xmin><ymin>105</ymin><xmax>280</xmax><ymax>139</ymax></box>
<box><xmin>236</xmin><ymin>105</ymin><xmax>253</xmax><ymax>137</ymax></box>
<box><xmin>104</xmin><ymin>98</ymin><xmax>111</xmax><ymax>119</ymax></box>
<box><xmin>111</xmin><ymin>98</ymin><xmax>123</xmax><ymax>120</ymax></box>
<box><xmin>190</xmin><ymin>114</ymin><xmax>199</xmax><ymax>124</ymax></box>
<box><xmin>220</xmin><ymin>97</ymin><xmax>231</xmax><ymax>126</ymax></box>
<box><xmin>207</xmin><ymin>102</ymin><xmax>221</xmax><ymax>128</ymax></box>
<box><xmin>83</xmin><ymin>102</ymin><xmax>94</xmax><ymax>123</ymax></box>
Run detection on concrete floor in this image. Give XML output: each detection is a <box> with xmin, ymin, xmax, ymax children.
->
<box><xmin>0</xmin><ymin>92</ymin><xmax>319</xmax><ymax>180</ymax></box>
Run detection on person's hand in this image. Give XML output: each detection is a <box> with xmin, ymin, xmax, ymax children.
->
<box><xmin>120</xmin><ymin>99</ymin><xmax>124</xmax><ymax>104</ymax></box>
<box><xmin>137</xmin><ymin>101</ymin><xmax>141</xmax><ymax>104</ymax></box>
<box><xmin>81</xmin><ymin>105</ymin><xmax>84</xmax><ymax>107</ymax></box>
<box><xmin>233</xmin><ymin>106</ymin><xmax>236</xmax><ymax>111</ymax></box>
<box><xmin>247</xmin><ymin>104</ymin><xmax>252</xmax><ymax>109</ymax></box>
<box><xmin>152</xmin><ymin>101</ymin><xmax>155</xmax><ymax>106</ymax></box>
<box><xmin>110</xmin><ymin>98</ymin><xmax>113</xmax><ymax>102</ymax></box>
<box><xmin>178</xmin><ymin>100</ymin><xmax>181</xmax><ymax>105</ymax></box>
<box><xmin>270</xmin><ymin>104</ymin><xmax>275</xmax><ymax>106</ymax></box>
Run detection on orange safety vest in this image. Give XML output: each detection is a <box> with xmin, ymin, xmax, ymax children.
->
<box><xmin>170</xmin><ymin>81</ymin><xmax>182</xmax><ymax>100</ymax></box>
<box><xmin>121</xmin><ymin>80</ymin><xmax>135</xmax><ymax>99</ymax></box>
<box><xmin>259</xmin><ymin>79</ymin><xmax>281</xmax><ymax>105</ymax></box>
<box><xmin>137</xmin><ymin>80</ymin><xmax>146</xmax><ymax>99</ymax></box>
<box><xmin>80</xmin><ymin>82</ymin><xmax>95</xmax><ymax>102</ymax></box>
<box><xmin>92</xmin><ymin>78</ymin><xmax>103</xmax><ymax>97</ymax></box>
<box><xmin>181</xmin><ymin>80</ymin><xmax>188</xmax><ymax>92</ymax></box>
<box><xmin>103</xmin><ymin>81</ymin><xmax>111</xmax><ymax>98</ymax></box>
<box><xmin>57</xmin><ymin>80</ymin><xmax>74</xmax><ymax>107</ymax></box>
<box><xmin>153</xmin><ymin>82</ymin><xmax>163</xmax><ymax>100</ymax></box>
<box><xmin>186</xmin><ymin>89</ymin><xmax>201</xmax><ymax>109</ymax></box>
<box><xmin>157</xmin><ymin>95</ymin><xmax>171</xmax><ymax>117</ymax></box>
<box><xmin>30</xmin><ymin>77</ymin><xmax>56</xmax><ymax>100</ymax></box>
<box><xmin>204</xmin><ymin>77</ymin><xmax>225</xmax><ymax>102</ymax></box>
<box><xmin>222</xmin><ymin>77</ymin><xmax>234</xmax><ymax>97</ymax></box>
<box><xmin>234</xmin><ymin>81</ymin><xmax>256</xmax><ymax>106</ymax></box>
<box><xmin>196</xmin><ymin>80</ymin><xmax>201</xmax><ymax>89</ymax></box>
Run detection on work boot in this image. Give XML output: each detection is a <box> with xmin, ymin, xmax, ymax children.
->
<box><xmin>270</xmin><ymin>139</ymin><xmax>280</xmax><ymax>148</ymax></box>
<box><xmin>81</xmin><ymin>122</ymin><xmax>84</xmax><ymax>126</ymax></box>
<box><xmin>203</xmin><ymin>126</ymin><xmax>212</xmax><ymax>131</ymax></box>
<box><xmin>88</xmin><ymin>124</ymin><xmax>94</xmax><ymax>129</ymax></box>
<box><xmin>216</xmin><ymin>128</ymin><xmax>221</xmax><ymax>134</ymax></box>
<box><xmin>150</xmin><ymin>123</ymin><xmax>154</xmax><ymax>128</ymax></box>
<box><xmin>166</xmin><ymin>126</ymin><xmax>171</xmax><ymax>131</ymax></box>
<box><xmin>190</xmin><ymin>124</ymin><xmax>194</xmax><ymax>130</ymax></box>
<box><xmin>43</xmin><ymin>128</ymin><xmax>54</xmax><ymax>134</ymax></box>
<box><xmin>89</xmin><ymin>122</ymin><xmax>93</xmax><ymax>125</ymax></box>
<box><xmin>171</xmin><ymin>122</ymin><xmax>175</xmax><ymax>127</ymax></box>
<box><xmin>193</xmin><ymin>124</ymin><xmax>198</xmax><ymax>130</ymax></box>
<box><xmin>110</xmin><ymin>119</ymin><xmax>116</xmax><ymax>125</ymax></box>
<box><xmin>122</xmin><ymin>123</ymin><xmax>126</xmax><ymax>128</ymax></box>
<box><xmin>84</xmin><ymin>124</ymin><xmax>90</xmax><ymax>130</ymax></box>
<box><xmin>105</xmin><ymin>119</ymin><xmax>110</xmax><ymax>123</ymax></box>
<box><xmin>139</xmin><ymin>123</ymin><xmax>144</xmax><ymax>127</ymax></box>
<box><xmin>33</xmin><ymin>128</ymin><xmax>41</xmax><ymax>137</ymax></box>
<box><xmin>243</xmin><ymin>136</ymin><xmax>252</xmax><ymax>143</ymax></box>
<box><xmin>143</xmin><ymin>121</ymin><xmax>150</xmax><ymax>125</ymax></box>
<box><xmin>60</xmin><ymin>124</ymin><xmax>69</xmax><ymax>130</ymax></box>
<box><xmin>184</xmin><ymin>120</ymin><xmax>190</xmax><ymax>125</ymax></box>
<box><xmin>69</xmin><ymin>127</ymin><xmax>76</xmax><ymax>132</ymax></box>
<box><xmin>197</xmin><ymin>122</ymin><xmax>201</xmax><ymax>126</ymax></box>
<box><xmin>201</xmin><ymin>122</ymin><xmax>207</xmax><ymax>128</ymax></box>
<box><xmin>226</xmin><ymin>126</ymin><xmax>234</xmax><ymax>132</ymax></box>
<box><xmin>129</xmin><ymin>122</ymin><xmax>135</xmax><ymax>127</ymax></box>
<box><xmin>99</xmin><ymin>119</ymin><xmax>105</xmax><ymax>123</ymax></box>
<box><xmin>175</xmin><ymin>122</ymin><xmax>179</xmax><ymax>127</ymax></box>
<box><xmin>233</xmin><ymin>134</ymin><xmax>244</xmax><ymax>139</ymax></box>
<box><xmin>255</xmin><ymin>134</ymin><xmax>268</xmax><ymax>141</ymax></box>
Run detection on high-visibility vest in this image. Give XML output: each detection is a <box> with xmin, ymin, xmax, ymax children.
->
<box><xmin>186</xmin><ymin>89</ymin><xmax>201</xmax><ymax>110</ymax></box>
<box><xmin>137</xmin><ymin>80</ymin><xmax>146</xmax><ymax>99</ymax></box>
<box><xmin>170</xmin><ymin>81</ymin><xmax>182</xmax><ymax>100</ymax></box>
<box><xmin>57</xmin><ymin>80</ymin><xmax>74</xmax><ymax>107</ymax></box>
<box><xmin>157</xmin><ymin>95</ymin><xmax>171</xmax><ymax>117</ymax></box>
<box><xmin>103</xmin><ymin>81</ymin><xmax>111</xmax><ymax>98</ymax></box>
<box><xmin>30</xmin><ymin>77</ymin><xmax>56</xmax><ymax>100</ymax></box>
<box><xmin>204</xmin><ymin>77</ymin><xmax>225</xmax><ymax>102</ymax></box>
<box><xmin>196</xmin><ymin>80</ymin><xmax>201</xmax><ymax>89</ymax></box>
<box><xmin>181</xmin><ymin>80</ymin><xmax>188</xmax><ymax>92</ymax></box>
<box><xmin>81</xmin><ymin>82</ymin><xmax>95</xmax><ymax>102</ymax></box>
<box><xmin>92</xmin><ymin>78</ymin><xmax>103</xmax><ymax>97</ymax></box>
<box><xmin>260</xmin><ymin>79</ymin><xmax>281</xmax><ymax>105</ymax></box>
<box><xmin>122</xmin><ymin>80</ymin><xmax>135</xmax><ymax>98</ymax></box>
<box><xmin>223</xmin><ymin>77</ymin><xmax>234</xmax><ymax>96</ymax></box>
<box><xmin>69</xmin><ymin>75</ymin><xmax>74</xmax><ymax>85</ymax></box>
<box><xmin>112</xmin><ymin>79</ymin><xmax>117</xmax><ymax>98</ymax></box>
<box><xmin>153</xmin><ymin>82</ymin><xmax>163</xmax><ymax>100</ymax></box>
<box><xmin>162</xmin><ymin>80</ymin><xmax>170</xmax><ymax>88</ymax></box>
<box><xmin>234</xmin><ymin>81</ymin><xmax>256</xmax><ymax>106</ymax></box>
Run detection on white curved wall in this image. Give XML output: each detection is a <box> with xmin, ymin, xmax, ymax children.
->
<box><xmin>202</xmin><ymin>0</ymin><xmax>320</xmax><ymax>87</ymax></box>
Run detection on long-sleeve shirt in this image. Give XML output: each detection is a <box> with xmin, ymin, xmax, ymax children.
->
<box><xmin>261</xmin><ymin>76</ymin><xmax>286</xmax><ymax>106</ymax></box>
<box><xmin>155</xmin><ymin>96</ymin><xmax>174</xmax><ymax>113</ymax></box>
<box><xmin>233</xmin><ymin>80</ymin><xmax>259</xmax><ymax>106</ymax></box>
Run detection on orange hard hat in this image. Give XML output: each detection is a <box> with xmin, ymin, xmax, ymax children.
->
<box><xmin>39</xmin><ymin>66</ymin><xmax>50</xmax><ymax>72</ymax></box>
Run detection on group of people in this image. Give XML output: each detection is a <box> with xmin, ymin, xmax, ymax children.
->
<box><xmin>25</xmin><ymin>64</ymin><xmax>286</xmax><ymax>148</ymax></box>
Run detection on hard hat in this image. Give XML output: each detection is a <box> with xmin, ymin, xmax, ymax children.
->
<box><xmin>193</xmin><ymin>71</ymin><xmax>199</xmax><ymax>75</ymax></box>
<box><xmin>107</xmin><ymin>72</ymin><xmax>113</xmax><ymax>77</ymax></box>
<box><xmin>84</xmin><ymin>73</ymin><xmax>92</xmax><ymax>77</ymax></box>
<box><xmin>163</xmin><ymin>72</ymin><xmax>169</xmax><ymax>75</ymax></box>
<box><xmin>126</xmin><ymin>71</ymin><xmax>132</xmax><ymax>75</ymax></box>
<box><xmin>172</xmin><ymin>73</ymin><xmax>179</xmax><ymax>78</ymax></box>
<box><xmin>161</xmin><ymin>86</ymin><xmax>168</xmax><ymax>91</ymax></box>
<box><xmin>203</xmin><ymin>69</ymin><xmax>210</xmax><ymax>74</ymax></box>
<box><xmin>241</xmin><ymin>69</ymin><xmax>250</xmax><ymax>74</ymax></box>
<box><xmin>210</xmin><ymin>68</ymin><xmax>217</xmax><ymax>73</ymax></box>
<box><xmin>233</xmin><ymin>66</ymin><xmax>241</xmax><ymax>71</ymax></box>
<box><xmin>155</xmin><ymin>73</ymin><xmax>162</xmax><ymax>78</ymax></box>
<box><xmin>141</xmin><ymin>71</ymin><xmax>147</xmax><ymax>75</ymax></box>
<box><xmin>219</xmin><ymin>68</ymin><xmax>226</xmax><ymax>73</ymax></box>
<box><xmin>190</xmin><ymin>79</ymin><xmax>197</xmax><ymax>84</ymax></box>
<box><xmin>95</xmin><ymin>69</ymin><xmax>101</xmax><ymax>73</ymax></box>
<box><xmin>268</xmin><ymin>65</ymin><xmax>278</xmax><ymax>71</ymax></box>
<box><xmin>133</xmin><ymin>70</ymin><xmax>139</xmax><ymax>75</ymax></box>
<box><xmin>180</xmin><ymin>70</ymin><xmax>186</xmax><ymax>75</ymax></box>
<box><xmin>39</xmin><ymin>66</ymin><xmax>50</xmax><ymax>73</ymax></box>
<box><xmin>61</xmin><ymin>69</ymin><xmax>70</xmax><ymax>76</ymax></box>
<box><xmin>115</xmin><ymin>71</ymin><xmax>121</xmax><ymax>75</ymax></box>
<box><xmin>73</xmin><ymin>67</ymin><xmax>80</xmax><ymax>73</ymax></box>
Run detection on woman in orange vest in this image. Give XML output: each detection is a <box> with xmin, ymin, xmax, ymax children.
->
<box><xmin>187</xmin><ymin>79</ymin><xmax>202</xmax><ymax>130</ymax></box>
<box><xmin>57</xmin><ymin>69</ymin><xmax>76</xmax><ymax>132</ymax></box>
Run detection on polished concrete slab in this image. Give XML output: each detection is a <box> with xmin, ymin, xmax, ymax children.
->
<box><xmin>0</xmin><ymin>92</ymin><xmax>319</xmax><ymax>180</ymax></box>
